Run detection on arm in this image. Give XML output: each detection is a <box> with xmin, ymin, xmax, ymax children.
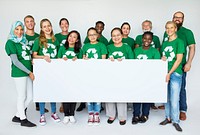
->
<box><xmin>184</xmin><ymin>44</ymin><xmax>195</xmax><ymax>72</ymax></box>
<box><xmin>32</xmin><ymin>52</ymin><xmax>51</xmax><ymax>62</ymax></box>
<box><xmin>10</xmin><ymin>54</ymin><xmax>35</xmax><ymax>80</ymax></box>
<box><xmin>166</xmin><ymin>54</ymin><xmax>183</xmax><ymax>82</ymax></box>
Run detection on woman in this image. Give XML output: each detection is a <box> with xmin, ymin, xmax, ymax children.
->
<box><xmin>5</xmin><ymin>21</ymin><xmax>36</xmax><ymax>127</ymax></box>
<box><xmin>32</xmin><ymin>18</ymin><xmax>60</xmax><ymax>126</ymax></box>
<box><xmin>106</xmin><ymin>27</ymin><xmax>134</xmax><ymax>125</ymax></box>
<box><xmin>159</xmin><ymin>21</ymin><xmax>185</xmax><ymax>132</ymax></box>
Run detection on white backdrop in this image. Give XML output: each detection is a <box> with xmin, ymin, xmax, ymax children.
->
<box><xmin>0</xmin><ymin>0</ymin><xmax>200</xmax><ymax>104</ymax></box>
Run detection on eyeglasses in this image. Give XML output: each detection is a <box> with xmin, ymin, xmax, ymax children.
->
<box><xmin>173</xmin><ymin>16</ymin><xmax>183</xmax><ymax>19</ymax></box>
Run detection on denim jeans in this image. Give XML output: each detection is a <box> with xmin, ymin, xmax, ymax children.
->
<box><xmin>87</xmin><ymin>102</ymin><xmax>100</xmax><ymax>113</ymax></box>
<box><xmin>179</xmin><ymin>71</ymin><xmax>187</xmax><ymax>112</ymax></box>
<box><xmin>165</xmin><ymin>72</ymin><xmax>182</xmax><ymax>123</ymax></box>
<box><xmin>39</xmin><ymin>102</ymin><xmax>56</xmax><ymax>115</ymax></box>
<box><xmin>133</xmin><ymin>103</ymin><xmax>151</xmax><ymax>117</ymax></box>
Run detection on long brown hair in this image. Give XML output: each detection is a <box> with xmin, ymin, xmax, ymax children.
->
<box><xmin>39</xmin><ymin>18</ymin><xmax>55</xmax><ymax>48</ymax></box>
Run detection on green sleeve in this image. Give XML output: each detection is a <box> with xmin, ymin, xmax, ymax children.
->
<box><xmin>108</xmin><ymin>39</ymin><xmax>113</xmax><ymax>45</ymax></box>
<box><xmin>32</xmin><ymin>38</ymin><xmax>40</xmax><ymax>52</ymax></box>
<box><xmin>57</xmin><ymin>46</ymin><xmax>63</xmax><ymax>58</ymax></box>
<box><xmin>84</xmin><ymin>37</ymin><xmax>90</xmax><ymax>44</ymax></box>
<box><xmin>154</xmin><ymin>49</ymin><xmax>161</xmax><ymax>59</ymax></box>
<box><xmin>154</xmin><ymin>36</ymin><xmax>161</xmax><ymax>49</ymax></box>
<box><xmin>5</xmin><ymin>40</ymin><xmax>17</xmax><ymax>56</ymax></box>
<box><xmin>100</xmin><ymin>43</ymin><xmax>108</xmax><ymax>55</ymax></box>
<box><xmin>135</xmin><ymin>35</ymin><xmax>142</xmax><ymax>46</ymax></box>
<box><xmin>162</xmin><ymin>32</ymin><xmax>168</xmax><ymax>43</ymax></box>
<box><xmin>126</xmin><ymin>46</ymin><xmax>134</xmax><ymax>59</ymax></box>
<box><xmin>77</xmin><ymin>49</ymin><xmax>83</xmax><ymax>59</ymax></box>
<box><xmin>186</xmin><ymin>30</ymin><xmax>196</xmax><ymax>45</ymax></box>
<box><xmin>177</xmin><ymin>39</ymin><xmax>185</xmax><ymax>54</ymax></box>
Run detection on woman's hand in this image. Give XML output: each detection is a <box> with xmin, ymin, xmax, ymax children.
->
<box><xmin>29</xmin><ymin>72</ymin><xmax>35</xmax><ymax>81</ymax></box>
<box><xmin>63</xmin><ymin>57</ymin><xmax>68</xmax><ymax>61</ymax></box>
<box><xmin>43</xmin><ymin>55</ymin><xmax>51</xmax><ymax>63</ymax></box>
<box><xmin>72</xmin><ymin>57</ymin><xmax>77</xmax><ymax>61</ymax></box>
<box><xmin>117</xmin><ymin>58</ymin><xmax>122</xmax><ymax>62</ymax></box>
<box><xmin>166</xmin><ymin>73</ymin><xmax>170</xmax><ymax>82</ymax></box>
<box><xmin>109</xmin><ymin>57</ymin><xmax>114</xmax><ymax>62</ymax></box>
<box><xmin>161</xmin><ymin>56</ymin><xmax>167</xmax><ymax>61</ymax></box>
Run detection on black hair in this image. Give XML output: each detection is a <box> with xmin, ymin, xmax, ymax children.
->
<box><xmin>64</xmin><ymin>30</ymin><xmax>82</xmax><ymax>53</ymax></box>
<box><xmin>121</xmin><ymin>22</ymin><xmax>131</xmax><ymax>29</ymax></box>
<box><xmin>87</xmin><ymin>27</ymin><xmax>98</xmax><ymax>35</ymax></box>
<box><xmin>59</xmin><ymin>18</ymin><xmax>69</xmax><ymax>25</ymax></box>
<box><xmin>142</xmin><ymin>31</ymin><xmax>153</xmax><ymax>39</ymax></box>
<box><xmin>95</xmin><ymin>21</ymin><xmax>105</xmax><ymax>27</ymax></box>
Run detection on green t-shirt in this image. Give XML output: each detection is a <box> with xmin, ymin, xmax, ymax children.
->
<box><xmin>82</xmin><ymin>42</ymin><xmax>107</xmax><ymax>59</ymax></box>
<box><xmin>161</xmin><ymin>38</ymin><xmax>185</xmax><ymax>74</ymax></box>
<box><xmin>107</xmin><ymin>43</ymin><xmax>134</xmax><ymax>59</ymax></box>
<box><xmin>57</xmin><ymin>46</ymin><xmax>83</xmax><ymax>59</ymax></box>
<box><xmin>109</xmin><ymin>36</ymin><xmax>135</xmax><ymax>50</ymax></box>
<box><xmin>135</xmin><ymin>35</ymin><xmax>160</xmax><ymax>49</ymax></box>
<box><xmin>32</xmin><ymin>38</ymin><xmax>59</xmax><ymax>59</ymax></box>
<box><xmin>25</xmin><ymin>33</ymin><xmax>39</xmax><ymax>49</ymax></box>
<box><xmin>5</xmin><ymin>40</ymin><xmax>32</xmax><ymax>77</ymax></box>
<box><xmin>163</xmin><ymin>26</ymin><xmax>195</xmax><ymax>64</ymax></box>
<box><xmin>55</xmin><ymin>33</ymin><xmax>68</xmax><ymax>47</ymax></box>
<box><xmin>84</xmin><ymin>35</ymin><xmax>109</xmax><ymax>46</ymax></box>
<box><xmin>134</xmin><ymin>47</ymin><xmax>161</xmax><ymax>60</ymax></box>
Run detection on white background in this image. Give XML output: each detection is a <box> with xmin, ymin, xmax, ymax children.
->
<box><xmin>0</xmin><ymin>0</ymin><xmax>199</xmax><ymax>135</ymax></box>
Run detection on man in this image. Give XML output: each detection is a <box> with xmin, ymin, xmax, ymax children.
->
<box><xmin>135</xmin><ymin>20</ymin><xmax>160</xmax><ymax>50</ymax></box>
<box><xmin>24</xmin><ymin>15</ymin><xmax>49</xmax><ymax>113</ymax></box>
<box><xmin>84</xmin><ymin>21</ymin><xmax>109</xmax><ymax>46</ymax></box>
<box><xmin>163</xmin><ymin>11</ymin><xmax>196</xmax><ymax>120</ymax></box>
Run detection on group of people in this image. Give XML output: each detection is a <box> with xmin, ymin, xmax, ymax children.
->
<box><xmin>5</xmin><ymin>11</ymin><xmax>195</xmax><ymax>132</ymax></box>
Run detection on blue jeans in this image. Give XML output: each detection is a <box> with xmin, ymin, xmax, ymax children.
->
<box><xmin>133</xmin><ymin>103</ymin><xmax>150</xmax><ymax>117</ymax></box>
<box><xmin>87</xmin><ymin>102</ymin><xmax>100</xmax><ymax>113</ymax></box>
<box><xmin>179</xmin><ymin>71</ymin><xmax>187</xmax><ymax>112</ymax></box>
<box><xmin>39</xmin><ymin>102</ymin><xmax>56</xmax><ymax>115</ymax></box>
<box><xmin>165</xmin><ymin>72</ymin><xmax>182</xmax><ymax>124</ymax></box>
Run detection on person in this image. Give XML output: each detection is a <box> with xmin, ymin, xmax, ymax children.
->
<box><xmin>55</xmin><ymin>18</ymin><xmax>69</xmax><ymax>47</ymax></box>
<box><xmin>162</xmin><ymin>11</ymin><xmax>196</xmax><ymax>120</ymax></box>
<box><xmin>159</xmin><ymin>21</ymin><xmax>185</xmax><ymax>132</ymax></box>
<box><xmin>5</xmin><ymin>21</ymin><xmax>36</xmax><ymax>127</ymax></box>
<box><xmin>135</xmin><ymin>20</ymin><xmax>160</xmax><ymax>50</ymax></box>
<box><xmin>106</xmin><ymin>27</ymin><xmax>134</xmax><ymax>125</ymax></box>
<box><xmin>109</xmin><ymin>22</ymin><xmax>135</xmax><ymax>50</ymax></box>
<box><xmin>132</xmin><ymin>31</ymin><xmax>160</xmax><ymax>124</ymax></box>
<box><xmin>57</xmin><ymin>30</ymin><xmax>82</xmax><ymax>124</ymax></box>
<box><xmin>55</xmin><ymin>18</ymin><xmax>70</xmax><ymax>113</ymax></box>
<box><xmin>24</xmin><ymin>15</ymin><xmax>49</xmax><ymax>113</ymax></box>
<box><xmin>32</xmin><ymin>18</ymin><xmax>60</xmax><ymax>126</ymax></box>
<box><xmin>84</xmin><ymin>21</ymin><xmax>109</xmax><ymax>46</ymax></box>
<box><xmin>82</xmin><ymin>27</ymin><xmax>107</xmax><ymax>125</ymax></box>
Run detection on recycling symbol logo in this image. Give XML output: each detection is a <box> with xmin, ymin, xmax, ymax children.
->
<box><xmin>28</xmin><ymin>40</ymin><xmax>34</xmax><ymax>47</ymax></box>
<box><xmin>151</xmin><ymin>41</ymin><xmax>155</xmax><ymax>48</ymax></box>
<box><xmin>86</xmin><ymin>48</ymin><xmax>98</xmax><ymax>59</ymax></box>
<box><xmin>42</xmin><ymin>43</ymin><xmax>57</xmax><ymax>58</ymax></box>
<box><xmin>21</xmin><ymin>42</ymin><xmax>31</xmax><ymax>60</ymax></box>
<box><xmin>62</xmin><ymin>51</ymin><xmax>76</xmax><ymax>58</ymax></box>
<box><xmin>162</xmin><ymin>46</ymin><xmax>175</xmax><ymax>62</ymax></box>
<box><xmin>137</xmin><ymin>54</ymin><xmax>148</xmax><ymax>60</ymax></box>
<box><xmin>60</xmin><ymin>39</ymin><xmax>66</xmax><ymax>46</ymax></box>
<box><xmin>111</xmin><ymin>51</ymin><xmax>125</xmax><ymax>59</ymax></box>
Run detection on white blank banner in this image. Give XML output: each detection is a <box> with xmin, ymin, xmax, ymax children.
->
<box><xmin>33</xmin><ymin>59</ymin><xmax>167</xmax><ymax>103</ymax></box>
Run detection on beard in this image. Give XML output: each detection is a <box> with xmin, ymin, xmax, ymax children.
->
<box><xmin>176</xmin><ymin>22</ymin><xmax>183</xmax><ymax>30</ymax></box>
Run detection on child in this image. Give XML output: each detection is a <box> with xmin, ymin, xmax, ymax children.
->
<box><xmin>106</xmin><ymin>27</ymin><xmax>134</xmax><ymax>125</ymax></box>
<box><xmin>82</xmin><ymin>27</ymin><xmax>107</xmax><ymax>125</ymax></box>
<box><xmin>32</xmin><ymin>18</ymin><xmax>60</xmax><ymax>126</ymax></box>
<box><xmin>132</xmin><ymin>31</ymin><xmax>160</xmax><ymax>124</ymax></box>
<box><xmin>57</xmin><ymin>30</ymin><xmax>82</xmax><ymax>124</ymax></box>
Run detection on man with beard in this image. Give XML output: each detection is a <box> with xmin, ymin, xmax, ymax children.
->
<box><xmin>162</xmin><ymin>11</ymin><xmax>196</xmax><ymax>121</ymax></box>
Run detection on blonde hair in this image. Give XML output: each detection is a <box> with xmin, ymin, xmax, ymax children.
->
<box><xmin>165</xmin><ymin>21</ymin><xmax>177</xmax><ymax>29</ymax></box>
<box><xmin>39</xmin><ymin>19</ymin><xmax>55</xmax><ymax>49</ymax></box>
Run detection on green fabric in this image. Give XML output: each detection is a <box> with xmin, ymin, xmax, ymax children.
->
<box><xmin>161</xmin><ymin>38</ymin><xmax>185</xmax><ymax>74</ymax></box>
<box><xmin>135</xmin><ymin>35</ymin><xmax>160</xmax><ymax>49</ymax></box>
<box><xmin>32</xmin><ymin>38</ymin><xmax>59</xmax><ymax>59</ymax></box>
<box><xmin>107</xmin><ymin>43</ymin><xmax>134</xmax><ymax>59</ymax></box>
<box><xmin>134</xmin><ymin>47</ymin><xmax>160</xmax><ymax>59</ymax></box>
<box><xmin>82</xmin><ymin>42</ymin><xmax>107</xmax><ymax>59</ymax></box>
<box><xmin>55</xmin><ymin>33</ymin><xmax>68</xmax><ymax>47</ymax></box>
<box><xmin>5</xmin><ymin>40</ymin><xmax>32</xmax><ymax>77</ymax></box>
<box><xmin>109</xmin><ymin>36</ymin><xmax>135</xmax><ymax>50</ymax></box>
<box><xmin>163</xmin><ymin>26</ymin><xmax>196</xmax><ymax>64</ymax></box>
<box><xmin>57</xmin><ymin>46</ymin><xmax>83</xmax><ymax>59</ymax></box>
<box><xmin>84</xmin><ymin>35</ymin><xmax>109</xmax><ymax>46</ymax></box>
<box><xmin>25</xmin><ymin>33</ymin><xmax>39</xmax><ymax>50</ymax></box>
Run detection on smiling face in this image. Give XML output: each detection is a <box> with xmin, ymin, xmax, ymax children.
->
<box><xmin>24</xmin><ymin>17</ymin><xmax>35</xmax><ymax>30</ymax></box>
<box><xmin>68</xmin><ymin>32</ymin><xmax>78</xmax><ymax>46</ymax></box>
<box><xmin>14</xmin><ymin>25</ymin><xmax>24</xmax><ymax>38</ymax></box>
<box><xmin>41</xmin><ymin>20</ymin><xmax>52</xmax><ymax>37</ymax></box>
<box><xmin>165</xmin><ymin>22</ymin><xmax>177</xmax><ymax>37</ymax></box>
<box><xmin>142</xmin><ymin>34</ymin><xmax>152</xmax><ymax>49</ymax></box>
<box><xmin>95</xmin><ymin>23</ymin><xmax>104</xmax><ymax>35</ymax></box>
<box><xmin>142</xmin><ymin>21</ymin><xmax>152</xmax><ymax>32</ymax></box>
<box><xmin>121</xmin><ymin>24</ymin><xmax>130</xmax><ymax>36</ymax></box>
<box><xmin>173</xmin><ymin>12</ymin><xmax>184</xmax><ymax>28</ymax></box>
<box><xmin>111</xmin><ymin>29</ymin><xmax>122</xmax><ymax>45</ymax></box>
<box><xmin>60</xmin><ymin>20</ymin><xmax>69</xmax><ymax>33</ymax></box>
<box><xmin>88</xmin><ymin>29</ymin><xmax>98</xmax><ymax>44</ymax></box>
